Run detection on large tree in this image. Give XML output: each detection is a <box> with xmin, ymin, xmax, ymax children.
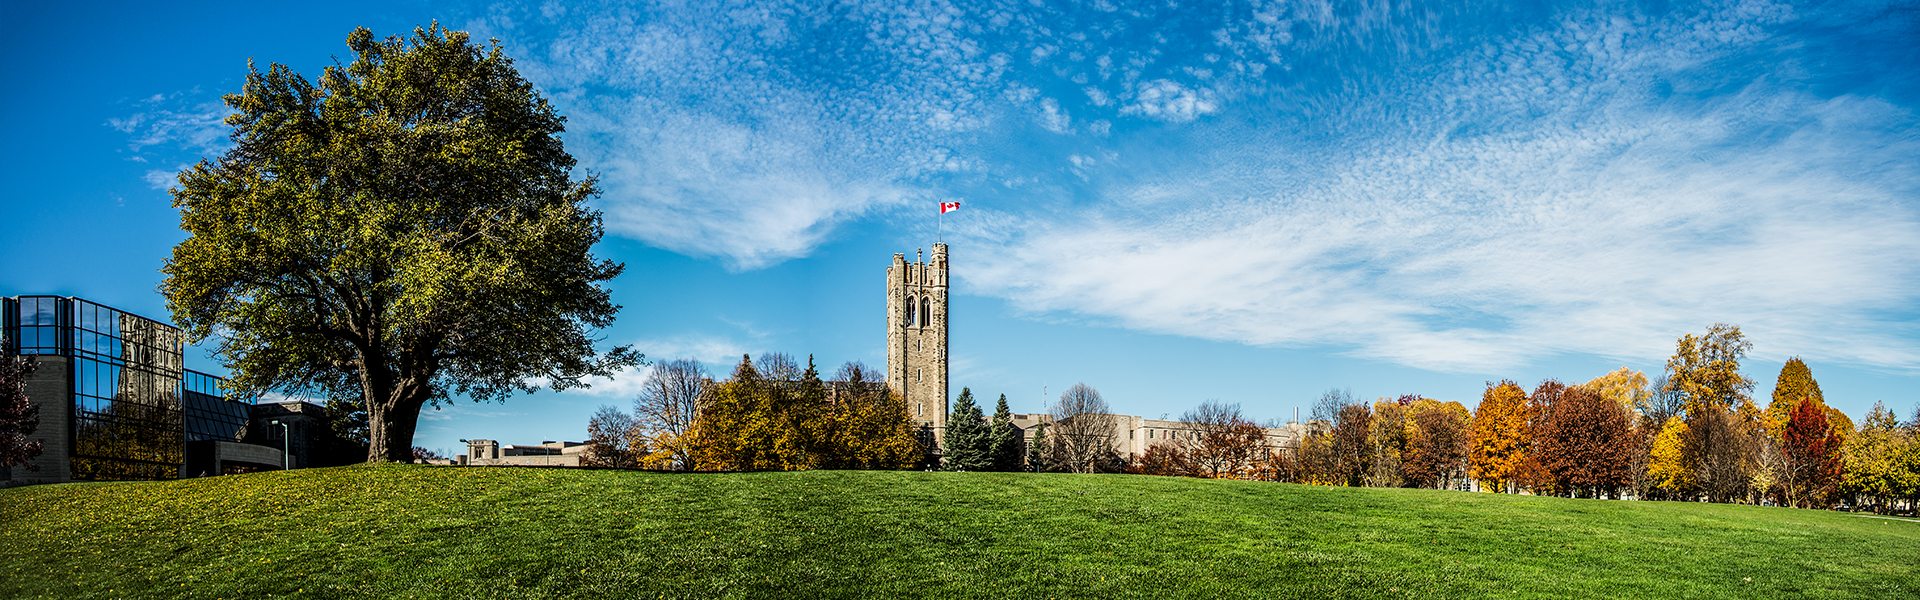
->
<box><xmin>161</xmin><ymin>25</ymin><xmax>639</xmax><ymax>462</ymax></box>
<box><xmin>1534</xmin><ymin>386</ymin><xmax>1635</xmax><ymax>498</ymax></box>
<box><xmin>1665</xmin><ymin>324</ymin><xmax>1754</xmax><ymax>502</ymax></box>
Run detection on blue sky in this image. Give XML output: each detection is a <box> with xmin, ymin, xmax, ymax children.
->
<box><xmin>4</xmin><ymin>0</ymin><xmax>1917</xmax><ymax>456</ymax></box>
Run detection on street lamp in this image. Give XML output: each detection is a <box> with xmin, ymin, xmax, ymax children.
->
<box><xmin>271</xmin><ymin>419</ymin><xmax>289</xmax><ymax>471</ymax></box>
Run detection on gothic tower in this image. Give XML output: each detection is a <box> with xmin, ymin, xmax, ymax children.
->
<box><xmin>887</xmin><ymin>242</ymin><xmax>949</xmax><ymax>444</ymax></box>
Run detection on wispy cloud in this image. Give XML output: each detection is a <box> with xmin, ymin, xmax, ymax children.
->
<box><xmin>110</xmin><ymin>91</ymin><xmax>233</xmax><ymax>190</ymax></box>
<box><xmin>464</xmin><ymin>0</ymin><xmax>1918</xmax><ymax>373</ymax></box>
<box><xmin>964</xmin><ymin>1</ymin><xmax>1920</xmax><ymax>371</ymax></box>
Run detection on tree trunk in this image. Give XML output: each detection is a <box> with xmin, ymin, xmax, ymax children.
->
<box><xmin>368</xmin><ymin>395</ymin><xmax>425</xmax><ymax>463</ymax></box>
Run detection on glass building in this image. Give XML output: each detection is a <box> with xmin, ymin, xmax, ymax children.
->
<box><xmin>4</xmin><ymin>296</ymin><xmax>259</xmax><ymax>482</ymax></box>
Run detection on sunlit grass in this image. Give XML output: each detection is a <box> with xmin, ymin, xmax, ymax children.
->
<box><xmin>2</xmin><ymin>464</ymin><xmax>1914</xmax><ymax>598</ymax></box>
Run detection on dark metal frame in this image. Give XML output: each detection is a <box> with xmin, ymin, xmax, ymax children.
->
<box><xmin>4</xmin><ymin>295</ymin><xmax>254</xmax><ymax>481</ymax></box>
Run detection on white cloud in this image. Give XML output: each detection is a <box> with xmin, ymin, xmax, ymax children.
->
<box><xmin>963</xmin><ymin>2</ymin><xmax>1920</xmax><ymax>373</ymax></box>
<box><xmin>110</xmin><ymin>101</ymin><xmax>231</xmax><ymax>156</ymax></box>
<box><xmin>1121</xmin><ymin>79</ymin><xmax>1218</xmax><ymax>122</ymax></box>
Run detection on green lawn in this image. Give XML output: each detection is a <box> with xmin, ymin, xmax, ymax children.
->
<box><xmin>2</xmin><ymin>465</ymin><xmax>1914</xmax><ymax>599</ymax></box>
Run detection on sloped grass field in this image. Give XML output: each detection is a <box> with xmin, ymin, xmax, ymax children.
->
<box><xmin>2</xmin><ymin>465</ymin><xmax>1915</xmax><ymax>599</ymax></box>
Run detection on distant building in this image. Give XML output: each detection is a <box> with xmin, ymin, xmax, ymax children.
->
<box><xmin>3</xmin><ymin>296</ymin><xmax>359</xmax><ymax>484</ymax></box>
<box><xmin>460</xmin><ymin>439</ymin><xmax>588</xmax><ymax>467</ymax></box>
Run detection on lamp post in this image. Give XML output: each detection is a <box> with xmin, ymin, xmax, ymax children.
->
<box><xmin>271</xmin><ymin>419</ymin><xmax>289</xmax><ymax>471</ymax></box>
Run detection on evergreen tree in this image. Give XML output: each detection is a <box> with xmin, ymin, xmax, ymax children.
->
<box><xmin>942</xmin><ymin>388</ymin><xmax>991</xmax><ymax>471</ymax></box>
<box><xmin>1027</xmin><ymin>425</ymin><xmax>1051</xmax><ymax>472</ymax></box>
<box><xmin>988</xmin><ymin>394</ymin><xmax>1023</xmax><ymax>472</ymax></box>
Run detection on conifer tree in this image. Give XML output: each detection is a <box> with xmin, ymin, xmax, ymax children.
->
<box><xmin>942</xmin><ymin>387</ymin><xmax>991</xmax><ymax>471</ymax></box>
<box><xmin>1028</xmin><ymin>425</ymin><xmax>1051</xmax><ymax>472</ymax></box>
<box><xmin>988</xmin><ymin>394</ymin><xmax>1023</xmax><ymax>472</ymax></box>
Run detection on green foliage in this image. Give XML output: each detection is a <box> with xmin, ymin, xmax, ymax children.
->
<box><xmin>160</xmin><ymin>24</ymin><xmax>638</xmax><ymax>462</ymax></box>
<box><xmin>4</xmin><ymin>466</ymin><xmax>1917</xmax><ymax>599</ymax></box>
<box><xmin>689</xmin><ymin>356</ymin><xmax>920</xmax><ymax>471</ymax></box>
<box><xmin>988</xmin><ymin>394</ymin><xmax>1023</xmax><ymax>472</ymax></box>
<box><xmin>940</xmin><ymin>388</ymin><xmax>990</xmax><ymax>471</ymax></box>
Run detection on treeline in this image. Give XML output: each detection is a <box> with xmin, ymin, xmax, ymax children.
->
<box><xmin>583</xmin><ymin>354</ymin><xmax>924</xmax><ymax>471</ymax></box>
<box><xmin>1135</xmin><ymin>324</ymin><xmax>1920</xmax><ymax>513</ymax></box>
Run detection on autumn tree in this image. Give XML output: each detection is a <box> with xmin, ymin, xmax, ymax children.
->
<box><xmin>1534</xmin><ymin>386</ymin><xmax>1635</xmax><ymax>498</ymax></box>
<box><xmin>0</xmin><ymin>337</ymin><xmax>45</xmax><ymax>472</ymax></box>
<box><xmin>987</xmin><ymin>394</ymin><xmax>1023</xmax><ymax>472</ymax></box>
<box><xmin>1781</xmin><ymin>399</ymin><xmax>1844</xmax><ymax>508</ymax></box>
<box><xmin>1367</xmin><ymin>397</ymin><xmax>1414</xmax><ymax>487</ymax></box>
<box><xmin>1132</xmin><ymin>443</ymin><xmax>1194</xmax><ymax>477</ymax></box>
<box><xmin>687</xmin><ymin>356</ymin><xmax>775</xmax><ymax>471</ymax></box>
<box><xmin>1469</xmin><ymin>380</ymin><xmax>1530</xmax><ymax>493</ymax></box>
<box><xmin>1327</xmin><ymin>401</ymin><xmax>1373</xmax><ymax>488</ymax></box>
<box><xmin>160</xmin><ymin>25</ymin><xmax>640</xmax><ymax>462</ymax></box>
<box><xmin>1402</xmin><ymin>400</ymin><xmax>1470</xmax><ymax>489</ymax></box>
<box><xmin>941</xmin><ymin>388</ymin><xmax>992</xmax><ymax>471</ymax></box>
<box><xmin>1667</xmin><ymin>324</ymin><xmax>1754</xmax><ymax>502</ymax></box>
<box><xmin>1180</xmin><ymin>401</ymin><xmax>1265</xmax><ymax>479</ymax></box>
<box><xmin>633</xmin><ymin>359</ymin><xmax>706</xmax><ymax>471</ymax></box>
<box><xmin>823</xmin><ymin>362</ymin><xmax>921</xmax><ymax>470</ymax></box>
<box><xmin>1646</xmin><ymin>417</ymin><xmax>1693</xmax><ymax>499</ymax></box>
<box><xmin>1839</xmin><ymin>402</ymin><xmax>1909</xmax><ymax>513</ymax></box>
<box><xmin>1048</xmin><ymin>383</ymin><xmax>1121</xmax><ymax>474</ymax></box>
<box><xmin>1579</xmin><ymin>367</ymin><xmax>1651</xmax><ymax>412</ymax></box>
<box><xmin>1767</xmin><ymin>357</ymin><xmax>1824</xmax><ymax>434</ymax></box>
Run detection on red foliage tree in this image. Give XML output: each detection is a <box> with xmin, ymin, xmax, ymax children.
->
<box><xmin>1402</xmin><ymin>406</ymin><xmax>1468</xmax><ymax>489</ymax></box>
<box><xmin>1131</xmin><ymin>443</ymin><xmax>1193</xmax><ymax>477</ymax></box>
<box><xmin>1534</xmin><ymin>386</ymin><xmax>1635</xmax><ymax>498</ymax></box>
<box><xmin>1781</xmin><ymin>399</ymin><xmax>1844</xmax><ymax>508</ymax></box>
<box><xmin>1515</xmin><ymin>380</ymin><xmax>1567</xmax><ymax>495</ymax></box>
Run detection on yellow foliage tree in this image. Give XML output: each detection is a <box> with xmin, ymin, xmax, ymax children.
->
<box><xmin>1469</xmin><ymin>381</ymin><xmax>1530</xmax><ymax>493</ymax></box>
<box><xmin>1579</xmin><ymin>367</ymin><xmax>1650</xmax><ymax>413</ymax></box>
<box><xmin>1647</xmin><ymin>417</ymin><xmax>1693</xmax><ymax>497</ymax></box>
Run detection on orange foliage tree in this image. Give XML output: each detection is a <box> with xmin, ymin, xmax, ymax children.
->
<box><xmin>1469</xmin><ymin>380</ymin><xmax>1530</xmax><ymax>493</ymax></box>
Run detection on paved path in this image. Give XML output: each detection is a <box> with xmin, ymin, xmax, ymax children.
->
<box><xmin>1850</xmin><ymin>514</ymin><xmax>1920</xmax><ymax>523</ymax></box>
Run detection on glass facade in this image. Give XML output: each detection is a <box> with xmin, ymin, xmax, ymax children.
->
<box><xmin>3</xmin><ymin>296</ymin><xmax>252</xmax><ymax>481</ymax></box>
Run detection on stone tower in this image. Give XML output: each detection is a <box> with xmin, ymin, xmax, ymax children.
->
<box><xmin>887</xmin><ymin>242</ymin><xmax>949</xmax><ymax>444</ymax></box>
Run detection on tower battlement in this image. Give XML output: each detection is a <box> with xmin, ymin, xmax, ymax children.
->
<box><xmin>886</xmin><ymin>242</ymin><xmax>949</xmax><ymax>445</ymax></box>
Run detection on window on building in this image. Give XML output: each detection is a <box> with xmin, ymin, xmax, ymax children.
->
<box><xmin>905</xmin><ymin>296</ymin><xmax>916</xmax><ymax>327</ymax></box>
<box><xmin>919</xmin><ymin>297</ymin><xmax>930</xmax><ymax>327</ymax></box>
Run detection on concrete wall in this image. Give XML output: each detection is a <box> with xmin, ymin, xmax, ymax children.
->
<box><xmin>14</xmin><ymin>356</ymin><xmax>70</xmax><ymax>484</ymax></box>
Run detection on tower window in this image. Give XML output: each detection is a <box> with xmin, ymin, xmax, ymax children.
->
<box><xmin>905</xmin><ymin>295</ymin><xmax>916</xmax><ymax>327</ymax></box>
<box><xmin>919</xmin><ymin>297</ymin><xmax>930</xmax><ymax>327</ymax></box>
<box><xmin>916</xmin><ymin>403</ymin><xmax>923</xmax><ymax>416</ymax></box>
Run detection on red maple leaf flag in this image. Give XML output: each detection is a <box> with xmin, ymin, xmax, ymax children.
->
<box><xmin>940</xmin><ymin>201</ymin><xmax>962</xmax><ymax>214</ymax></box>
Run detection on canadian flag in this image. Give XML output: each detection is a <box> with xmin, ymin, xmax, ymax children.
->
<box><xmin>940</xmin><ymin>201</ymin><xmax>962</xmax><ymax>214</ymax></box>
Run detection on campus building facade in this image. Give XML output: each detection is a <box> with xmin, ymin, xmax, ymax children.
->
<box><xmin>3</xmin><ymin>296</ymin><xmax>358</xmax><ymax>484</ymax></box>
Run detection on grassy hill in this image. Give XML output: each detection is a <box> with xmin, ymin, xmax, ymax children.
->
<box><xmin>2</xmin><ymin>465</ymin><xmax>1914</xmax><ymax>599</ymax></box>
